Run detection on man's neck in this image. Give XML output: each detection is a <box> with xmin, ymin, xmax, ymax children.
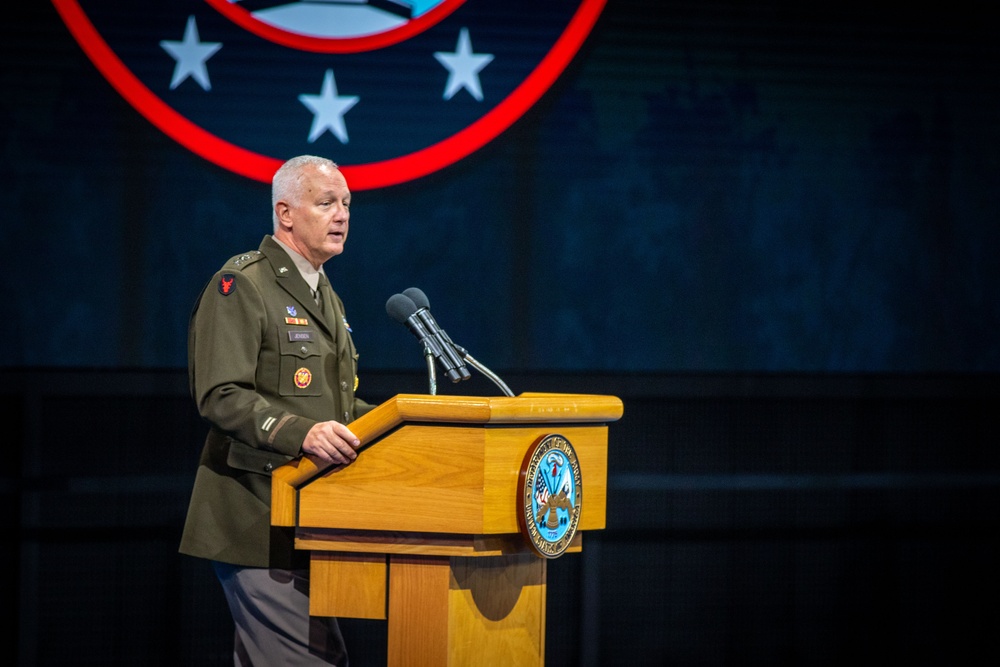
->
<box><xmin>272</xmin><ymin>235</ymin><xmax>324</xmax><ymax>282</ymax></box>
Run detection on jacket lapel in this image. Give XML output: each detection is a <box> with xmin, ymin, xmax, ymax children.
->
<box><xmin>259</xmin><ymin>236</ymin><xmax>333</xmax><ymax>337</ymax></box>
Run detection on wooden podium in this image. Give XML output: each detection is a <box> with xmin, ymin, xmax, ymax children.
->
<box><xmin>272</xmin><ymin>392</ymin><xmax>623</xmax><ymax>667</ymax></box>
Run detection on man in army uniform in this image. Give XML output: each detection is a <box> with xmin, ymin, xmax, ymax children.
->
<box><xmin>180</xmin><ymin>155</ymin><xmax>373</xmax><ymax>665</ymax></box>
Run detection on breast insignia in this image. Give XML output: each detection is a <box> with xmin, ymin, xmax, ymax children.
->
<box><xmin>294</xmin><ymin>367</ymin><xmax>312</xmax><ymax>389</ymax></box>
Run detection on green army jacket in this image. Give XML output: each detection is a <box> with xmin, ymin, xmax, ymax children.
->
<box><xmin>179</xmin><ymin>235</ymin><xmax>372</xmax><ymax>568</ymax></box>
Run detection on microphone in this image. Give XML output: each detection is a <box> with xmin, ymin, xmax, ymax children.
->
<box><xmin>402</xmin><ymin>287</ymin><xmax>471</xmax><ymax>381</ymax></box>
<box><xmin>385</xmin><ymin>293</ymin><xmax>465</xmax><ymax>383</ymax></box>
<box><xmin>388</xmin><ymin>287</ymin><xmax>515</xmax><ymax>397</ymax></box>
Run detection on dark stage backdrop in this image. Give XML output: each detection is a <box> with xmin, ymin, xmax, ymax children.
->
<box><xmin>4</xmin><ymin>4</ymin><xmax>1000</xmax><ymax>666</ymax></box>
<box><xmin>2</xmin><ymin>1</ymin><xmax>998</xmax><ymax>374</ymax></box>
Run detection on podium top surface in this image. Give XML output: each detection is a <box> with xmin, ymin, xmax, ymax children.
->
<box><xmin>375</xmin><ymin>392</ymin><xmax>624</xmax><ymax>425</ymax></box>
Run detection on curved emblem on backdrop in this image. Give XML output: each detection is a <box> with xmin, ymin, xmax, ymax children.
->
<box><xmin>51</xmin><ymin>0</ymin><xmax>606</xmax><ymax>190</ymax></box>
<box><xmin>518</xmin><ymin>433</ymin><xmax>582</xmax><ymax>558</ymax></box>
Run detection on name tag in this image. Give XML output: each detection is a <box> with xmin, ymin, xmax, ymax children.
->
<box><xmin>287</xmin><ymin>329</ymin><xmax>315</xmax><ymax>342</ymax></box>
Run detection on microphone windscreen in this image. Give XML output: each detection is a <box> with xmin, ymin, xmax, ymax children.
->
<box><xmin>385</xmin><ymin>293</ymin><xmax>418</xmax><ymax>323</ymax></box>
<box><xmin>402</xmin><ymin>287</ymin><xmax>430</xmax><ymax>310</ymax></box>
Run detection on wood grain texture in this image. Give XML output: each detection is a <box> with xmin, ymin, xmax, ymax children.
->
<box><xmin>387</xmin><ymin>556</ymin><xmax>451</xmax><ymax>667</ymax></box>
<box><xmin>273</xmin><ymin>393</ymin><xmax>622</xmax><ymax>526</ymax></box>
<box><xmin>384</xmin><ymin>555</ymin><xmax>547</xmax><ymax>667</ymax></box>
<box><xmin>309</xmin><ymin>552</ymin><xmax>387</xmax><ymax>619</ymax></box>
<box><xmin>447</xmin><ymin>555</ymin><xmax>547</xmax><ymax>667</ymax></box>
<box><xmin>295</xmin><ymin>425</ymin><xmax>607</xmax><ymax>534</ymax></box>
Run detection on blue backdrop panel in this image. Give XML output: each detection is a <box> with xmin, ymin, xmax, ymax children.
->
<box><xmin>2</xmin><ymin>1</ymin><xmax>998</xmax><ymax>372</ymax></box>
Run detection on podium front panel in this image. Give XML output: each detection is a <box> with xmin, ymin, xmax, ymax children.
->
<box><xmin>297</xmin><ymin>424</ymin><xmax>608</xmax><ymax>535</ymax></box>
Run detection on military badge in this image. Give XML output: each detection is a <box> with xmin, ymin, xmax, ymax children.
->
<box><xmin>294</xmin><ymin>367</ymin><xmax>312</xmax><ymax>388</ymax></box>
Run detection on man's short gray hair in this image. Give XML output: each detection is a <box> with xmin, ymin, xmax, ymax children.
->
<box><xmin>271</xmin><ymin>155</ymin><xmax>339</xmax><ymax>230</ymax></box>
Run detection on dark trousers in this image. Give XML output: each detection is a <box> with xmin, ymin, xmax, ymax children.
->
<box><xmin>213</xmin><ymin>561</ymin><xmax>348</xmax><ymax>666</ymax></box>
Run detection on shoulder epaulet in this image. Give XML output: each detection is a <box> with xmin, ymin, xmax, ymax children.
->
<box><xmin>226</xmin><ymin>250</ymin><xmax>264</xmax><ymax>270</ymax></box>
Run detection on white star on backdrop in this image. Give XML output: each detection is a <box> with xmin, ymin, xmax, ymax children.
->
<box><xmin>298</xmin><ymin>69</ymin><xmax>360</xmax><ymax>144</ymax></box>
<box><xmin>160</xmin><ymin>16</ymin><xmax>221</xmax><ymax>91</ymax></box>
<box><xmin>434</xmin><ymin>27</ymin><xmax>494</xmax><ymax>101</ymax></box>
<box><xmin>158</xmin><ymin>19</ymin><xmax>498</xmax><ymax>144</ymax></box>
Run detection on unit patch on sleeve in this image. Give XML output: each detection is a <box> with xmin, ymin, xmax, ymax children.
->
<box><xmin>218</xmin><ymin>273</ymin><xmax>237</xmax><ymax>295</ymax></box>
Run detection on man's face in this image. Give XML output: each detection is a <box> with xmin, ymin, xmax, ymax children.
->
<box><xmin>279</xmin><ymin>164</ymin><xmax>351</xmax><ymax>267</ymax></box>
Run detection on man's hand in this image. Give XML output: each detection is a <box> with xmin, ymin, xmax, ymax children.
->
<box><xmin>301</xmin><ymin>420</ymin><xmax>361</xmax><ymax>465</ymax></box>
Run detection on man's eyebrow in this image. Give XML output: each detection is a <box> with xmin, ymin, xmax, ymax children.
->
<box><xmin>315</xmin><ymin>191</ymin><xmax>350</xmax><ymax>205</ymax></box>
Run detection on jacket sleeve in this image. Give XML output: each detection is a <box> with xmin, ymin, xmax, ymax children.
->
<box><xmin>188</xmin><ymin>270</ymin><xmax>314</xmax><ymax>457</ymax></box>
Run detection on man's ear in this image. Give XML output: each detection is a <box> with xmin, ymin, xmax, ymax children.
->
<box><xmin>275</xmin><ymin>201</ymin><xmax>292</xmax><ymax>229</ymax></box>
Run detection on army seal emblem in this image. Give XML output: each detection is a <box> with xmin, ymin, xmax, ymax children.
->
<box><xmin>518</xmin><ymin>433</ymin><xmax>582</xmax><ymax>558</ymax></box>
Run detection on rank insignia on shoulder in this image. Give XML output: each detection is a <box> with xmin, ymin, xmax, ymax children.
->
<box><xmin>218</xmin><ymin>273</ymin><xmax>236</xmax><ymax>295</ymax></box>
<box><xmin>231</xmin><ymin>251</ymin><xmax>261</xmax><ymax>267</ymax></box>
<box><xmin>285</xmin><ymin>317</ymin><xmax>309</xmax><ymax>325</ymax></box>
